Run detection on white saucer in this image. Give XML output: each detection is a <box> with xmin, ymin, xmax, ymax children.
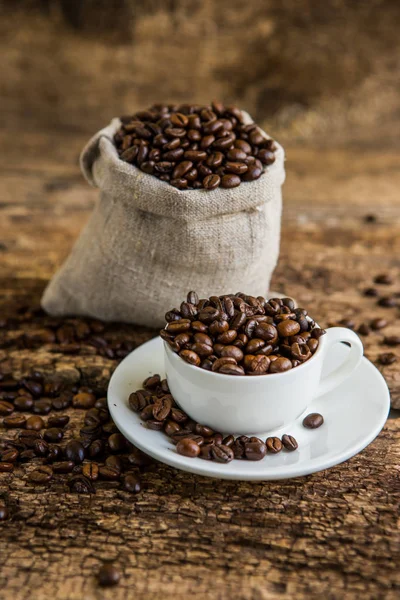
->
<box><xmin>108</xmin><ymin>337</ymin><xmax>390</xmax><ymax>481</ymax></box>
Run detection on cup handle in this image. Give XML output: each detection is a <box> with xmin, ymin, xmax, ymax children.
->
<box><xmin>316</xmin><ymin>327</ymin><xmax>363</xmax><ymax>398</ymax></box>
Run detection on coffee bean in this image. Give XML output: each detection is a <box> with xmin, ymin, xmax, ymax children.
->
<box><xmin>25</xmin><ymin>415</ymin><xmax>45</xmax><ymax>431</ymax></box>
<box><xmin>108</xmin><ymin>433</ymin><xmax>126</xmax><ymax>453</ymax></box>
<box><xmin>383</xmin><ymin>336</ymin><xmax>400</xmax><ymax>346</ymax></box>
<box><xmin>378</xmin><ymin>352</ymin><xmax>397</xmax><ymax>365</ymax></box>
<box><xmin>22</xmin><ymin>379</ymin><xmax>42</xmax><ymax>398</ymax></box>
<box><xmin>179</xmin><ymin>349</ymin><xmax>201</xmax><ymax>366</ymax></box>
<box><xmin>29</xmin><ymin>465</ymin><xmax>52</xmax><ymax>484</ymax></box>
<box><xmin>176</xmin><ymin>438</ymin><xmax>201</xmax><ymax>457</ymax></box>
<box><xmin>0</xmin><ymin>505</ymin><xmax>10</xmax><ymax>520</ymax></box>
<box><xmin>364</xmin><ymin>287</ymin><xmax>378</xmax><ymax>297</ymax></box>
<box><xmin>266</xmin><ymin>437</ymin><xmax>283</xmax><ymax>454</ymax></box>
<box><xmin>98</xmin><ymin>564</ymin><xmax>121</xmax><ymax>587</ymax></box>
<box><xmin>0</xmin><ymin>400</ymin><xmax>14</xmax><ymax>416</ymax></box>
<box><xmin>68</xmin><ymin>474</ymin><xmax>95</xmax><ymax>494</ymax></box>
<box><xmin>0</xmin><ymin>462</ymin><xmax>14</xmax><ymax>472</ymax></box>
<box><xmin>47</xmin><ymin>415</ymin><xmax>70</xmax><ymax>428</ymax></box>
<box><xmin>211</xmin><ymin>444</ymin><xmax>234</xmax><ymax>463</ymax></box>
<box><xmin>99</xmin><ymin>466</ymin><xmax>121</xmax><ymax>480</ymax></box>
<box><xmin>357</xmin><ymin>323</ymin><xmax>370</xmax><ymax>336</ymax></box>
<box><xmin>33</xmin><ymin>439</ymin><xmax>49</xmax><ymax>457</ymax></box>
<box><xmin>105</xmin><ymin>455</ymin><xmax>123</xmax><ymax>472</ymax></box>
<box><xmin>195</xmin><ymin>423</ymin><xmax>214</xmax><ymax>438</ymax></box>
<box><xmin>303</xmin><ymin>413</ymin><xmax>324</xmax><ymax>429</ymax></box>
<box><xmin>14</xmin><ymin>396</ymin><xmax>34</xmax><ymax>411</ymax></box>
<box><xmin>52</xmin><ymin>461</ymin><xmax>75</xmax><ymax>474</ymax></box>
<box><xmin>81</xmin><ymin>463</ymin><xmax>99</xmax><ymax>480</ymax></box>
<box><xmin>245</xmin><ymin>440</ymin><xmax>267</xmax><ymax>461</ymax></box>
<box><xmin>43</xmin><ymin>428</ymin><xmax>64</xmax><ymax>443</ymax></box>
<box><xmin>269</xmin><ymin>357</ymin><xmax>292</xmax><ymax>373</ymax></box>
<box><xmin>3</xmin><ymin>415</ymin><xmax>26</xmax><ymax>428</ymax></box>
<box><xmin>73</xmin><ymin>392</ymin><xmax>96</xmax><ymax>409</ymax></box>
<box><xmin>378</xmin><ymin>296</ymin><xmax>397</xmax><ymax>308</ymax></box>
<box><xmin>64</xmin><ymin>440</ymin><xmax>85</xmax><ymax>464</ymax></box>
<box><xmin>374</xmin><ymin>273</ymin><xmax>393</xmax><ymax>285</ymax></box>
<box><xmin>123</xmin><ymin>473</ymin><xmax>141</xmax><ymax>493</ymax></box>
<box><xmin>146</xmin><ymin>420</ymin><xmax>164</xmax><ymax>431</ymax></box>
<box><xmin>1</xmin><ymin>448</ymin><xmax>19</xmax><ymax>462</ymax></box>
<box><xmin>220</xmin><ymin>174</ymin><xmax>241</xmax><ymax>188</ymax></box>
<box><xmin>33</xmin><ymin>399</ymin><xmax>52</xmax><ymax>415</ymax></box>
<box><xmin>370</xmin><ymin>318</ymin><xmax>388</xmax><ymax>330</ymax></box>
<box><xmin>307</xmin><ymin>338</ymin><xmax>319</xmax><ymax>354</ymax></box>
<box><xmin>281</xmin><ymin>434</ymin><xmax>298</xmax><ymax>451</ymax></box>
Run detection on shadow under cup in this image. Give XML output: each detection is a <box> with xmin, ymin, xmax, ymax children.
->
<box><xmin>163</xmin><ymin>327</ymin><xmax>364</xmax><ymax>435</ymax></box>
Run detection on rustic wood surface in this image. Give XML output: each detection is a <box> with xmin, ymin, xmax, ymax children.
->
<box><xmin>0</xmin><ymin>124</ymin><xmax>399</xmax><ymax>600</ymax></box>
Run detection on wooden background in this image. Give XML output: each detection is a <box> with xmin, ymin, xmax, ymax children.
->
<box><xmin>0</xmin><ymin>1</ymin><xmax>400</xmax><ymax>599</ymax></box>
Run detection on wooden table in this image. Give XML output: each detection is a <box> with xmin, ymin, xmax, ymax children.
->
<box><xmin>0</xmin><ymin>127</ymin><xmax>399</xmax><ymax>599</ymax></box>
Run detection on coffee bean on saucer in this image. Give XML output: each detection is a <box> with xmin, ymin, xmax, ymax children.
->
<box><xmin>266</xmin><ymin>436</ymin><xmax>282</xmax><ymax>454</ymax></box>
<box><xmin>98</xmin><ymin>564</ymin><xmax>121</xmax><ymax>587</ymax></box>
<box><xmin>303</xmin><ymin>413</ymin><xmax>324</xmax><ymax>429</ymax></box>
<box><xmin>210</xmin><ymin>444</ymin><xmax>234</xmax><ymax>463</ymax></box>
<box><xmin>370</xmin><ymin>318</ymin><xmax>388</xmax><ymax>330</ymax></box>
<box><xmin>378</xmin><ymin>352</ymin><xmax>397</xmax><ymax>365</ymax></box>
<box><xmin>281</xmin><ymin>434</ymin><xmax>298</xmax><ymax>451</ymax></box>
<box><xmin>176</xmin><ymin>438</ymin><xmax>201</xmax><ymax>458</ymax></box>
<box><xmin>244</xmin><ymin>440</ymin><xmax>267</xmax><ymax>461</ymax></box>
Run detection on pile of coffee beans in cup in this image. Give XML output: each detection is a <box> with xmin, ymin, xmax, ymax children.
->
<box><xmin>114</xmin><ymin>102</ymin><xmax>277</xmax><ymax>190</ymax></box>
<box><xmin>160</xmin><ymin>292</ymin><xmax>326</xmax><ymax>375</ymax></box>
<box><xmin>128</xmin><ymin>374</ymin><xmax>299</xmax><ymax>462</ymax></box>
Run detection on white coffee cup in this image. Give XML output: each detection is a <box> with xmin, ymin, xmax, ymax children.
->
<box><xmin>164</xmin><ymin>327</ymin><xmax>363</xmax><ymax>434</ymax></box>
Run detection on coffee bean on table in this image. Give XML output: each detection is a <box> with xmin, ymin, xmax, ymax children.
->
<box><xmin>303</xmin><ymin>413</ymin><xmax>324</xmax><ymax>429</ymax></box>
<box><xmin>14</xmin><ymin>396</ymin><xmax>34</xmax><ymax>411</ymax></box>
<box><xmin>28</xmin><ymin>465</ymin><xmax>53</xmax><ymax>484</ymax></box>
<box><xmin>98</xmin><ymin>564</ymin><xmax>121</xmax><ymax>587</ymax></box>
<box><xmin>3</xmin><ymin>415</ymin><xmax>26</xmax><ymax>429</ymax></box>
<box><xmin>281</xmin><ymin>434</ymin><xmax>298</xmax><ymax>451</ymax></box>
<box><xmin>47</xmin><ymin>415</ymin><xmax>70</xmax><ymax>428</ymax></box>
<box><xmin>176</xmin><ymin>438</ymin><xmax>201</xmax><ymax>458</ymax></box>
<box><xmin>363</xmin><ymin>287</ymin><xmax>378</xmax><ymax>297</ymax></box>
<box><xmin>98</xmin><ymin>466</ymin><xmax>120</xmax><ymax>480</ymax></box>
<box><xmin>33</xmin><ymin>439</ymin><xmax>49</xmax><ymax>457</ymax></box>
<box><xmin>25</xmin><ymin>415</ymin><xmax>45</xmax><ymax>431</ymax></box>
<box><xmin>122</xmin><ymin>473</ymin><xmax>141</xmax><ymax>493</ymax></box>
<box><xmin>105</xmin><ymin>455</ymin><xmax>123</xmax><ymax>472</ymax></box>
<box><xmin>108</xmin><ymin>433</ymin><xmax>127</xmax><ymax>452</ymax></box>
<box><xmin>33</xmin><ymin>399</ymin><xmax>52</xmax><ymax>415</ymax></box>
<box><xmin>374</xmin><ymin>273</ymin><xmax>393</xmax><ymax>285</ymax></box>
<box><xmin>357</xmin><ymin>323</ymin><xmax>370</xmax><ymax>336</ymax></box>
<box><xmin>52</xmin><ymin>461</ymin><xmax>75</xmax><ymax>474</ymax></box>
<box><xmin>266</xmin><ymin>437</ymin><xmax>283</xmax><ymax>454</ymax></box>
<box><xmin>0</xmin><ymin>400</ymin><xmax>14</xmax><ymax>416</ymax></box>
<box><xmin>378</xmin><ymin>352</ymin><xmax>397</xmax><ymax>365</ymax></box>
<box><xmin>43</xmin><ymin>428</ymin><xmax>64</xmax><ymax>443</ymax></box>
<box><xmin>0</xmin><ymin>505</ymin><xmax>9</xmax><ymax>520</ymax></box>
<box><xmin>370</xmin><ymin>318</ymin><xmax>388</xmax><ymax>330</ymax></box>
<box><xmin>73</xmin><ymin>392</ymin><xmax>96</xmax><ymax>409</ymax></box>
<box><xmin>1</xmin><ymin>449</ymin><xmax>19</xmax><ymax>462</ymax></box>
<box><xmin>64</xmin><ymin>440</ymin><xmax>85</xmax><ymax>464</ymax></box>
<box><xmin>0</xmin><ymin>462</ymin><xmax>14</xmax><ymax>473</ymax></box>
<box><xmin>383</xmin><ymin>336</ymin><xmax>400</xmax><ymax>346</ymax></box>
<box><xmin>378</xmin><ymin>297</ymin><xmax>397</xmax><ymax>308</ymax></box>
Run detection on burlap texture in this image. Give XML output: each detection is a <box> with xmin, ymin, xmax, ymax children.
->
<box><xmin>41</xmin><ymin>113</ymin><xmax>285</xmax><ymax>327</ymax></box>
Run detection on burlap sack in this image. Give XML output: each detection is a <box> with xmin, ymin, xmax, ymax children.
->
<box><xmin>41</xmin><ymin>113</ymin><xmax>285</xmax><ymax>328</ymax></box>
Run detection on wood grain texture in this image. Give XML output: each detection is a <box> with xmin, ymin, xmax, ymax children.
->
<box><xmin>0</xmin><ymin>124</ymin><xmax>399</xmax><ymax>600</ymax></box>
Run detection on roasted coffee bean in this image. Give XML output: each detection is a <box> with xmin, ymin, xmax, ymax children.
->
<box><xmin>0</xmin><ymin>400</ymin><xmax>14</xmax><ymax>416</ymax></box>
<box><xmin>88</xmin><ymin>439</ymin><xmax>104</xmax><ymax>459</ymax></box>
<box><xmin>176</xmin><ymin>438</ymin><xmax>201</xmax><ymax>458</ymax></box>
<box><xmin>171</xmin><ymin>431</ymin><xmax>204</xmax><ymax>445</ymax></box>
<box><xmin>0</xmin><ymin>505</ymin><xmax>10</xmax><ymax>520</ymax></box>
<box><xmin>383</xmin><ymin>335</ymin><xmax>400</xmax><ymax>346</ymax></box>
<box><xmin>269</xmin><ymin>357</ymin><xmax>292</xmax><ymax>373</ymax></box>
<box><xmin>146</xmin><ymin>419</ymin><xmax>165</xmax><ymax>431</ymax></box>
<box><xmin>281</xmin><ymin>434</ymin><xmax>298</xmax><ymax>451</ymax></box>
<box><xmin>291</xmin><ymin>343</ymin><xmax>312</xmax><ymax>362</ymax></box>
<box><xmin>29</xmin><ymin>465</ymin><xmax>53</xmax><ymax>484</ymax></box>
<box><xmin>370</xmin><ymin>318</ymin><xmax>388</xmax><ymax>330</ymax></box>
<box><xmin>52</xmin><ymin>395</ymin><xmax>71</xmax><ymax>411</ymax></box>
<box><xmin>52</xmin><ymin>461</ymin><xmax>75</xmax><ymax>474</ymax></box>
<box><xmin>98</xmin><ymin>564</ymin><xmax>121</xmax><ymax>587</ymax></box>
<box><xmin>68</xmin><ymin>474</ymin><xmax>95</xmax><ymax>494</ymax></box>
<box><xmin>43</xmin><ymin>428</ymin><xmax>64</xmax><ymax>443</ymax></box>
<box><xmin>164</xmin><ymin>420</ymin><xmax>181</xmax><ymax>436</ymax></box>
<box><xmin>129</xmin><ymin>391</ymin><xmax>149</xmax><ymax>412</ymax></box>
<box><xmin>18</xmin><ymin>430</ymin><xmax>41</xmax><ymax>447</ymax></box>
<box><xmin>222</xmin><ymin>435</ymin><xmax>235</xmax><ymax>447</ymax></box>
<box><xmin>0</xmin><ymin>462</ymin><xmax>14</xmax><ymax>472</ymax></box>
<box><xmin>378</xmin><ymin>352</ymin><xmax>397</xmax><ymax>365</ymax></box>
<box><xmin>1</xmin><ymin>448</ymin><xmax>19</xmax><ymax>462</ymax></box>
<box><xmin>199</xmin><ymin>443</ymin><xmax>214</xmax><ymax>460</ymax></box>
<box><xmin>143</xmin><ymin>374</ymin><xmax>161</xmax><ymax>390</ymax></box>
<box><xmin>217</xmin><ymin>364</ymin><xmax>245</xmax><ymax>375</ymax></box>
<box><xmin>152</xmin><ymin>396</ymin><xmax>172</xmax><ymax>421</ymax></box>
<box><xmin>307</xmin><ymin>338</ymin><xmax>319</xmax><ymax>354</ymax></box>
<box><xmin>364</xmin><ymin>287</ymin><xmax>378</xmax><ymax>297</ymax></box>
<box><xmin>303</xmin><ymin>413</ymin><xmax>324</xmax><ymax>429</ymax></box>
<box><xmin>13</xmin><ymin>395</ymin><xmax>34</xmax><ymax>411</ymax></box>
<box><xmin>3</xmin><ymin>415</ymin><xmax>26</xmax><ymax>429</ymax></box>
<box><xmin>64</xmin><ymin>440</ymin><xmax>85</xmax><ymax>464</ymax></box>
<box><xmin>24</xmin><ymin>415</ymin><xmax>44</xmax><ymax>431</ymax></box>
<box><xmin>243</xmin><ymin>354</ymin><xmax>270</xmax><ymax>373</ymax></box>
<box><xmin>73</xmin><ymin>392</ymin><xmax>96</xmax><ymax>409</ymax></box>
<box><xmin>47</xmin><ymin>415</ymin><xmax>70</xmax><ymax>429</ymax></box>
<box><xmin>81</xmin><ymin>463</ymin><xmax>99</xmax><ymax>481</ymax></box>
<box><xmin>108</xmin><ymin>433</ymin><xmax>127</xmax><ymax>453</ymax></box>
<box><xmin>357</xmin><ymin>323</ymin><xmax>370</xmax><ymax>336</ymax></box>
<box><xmin>245</xmin><ymin>440</ymin><xmax>267</xmax><ymax>461</ymax></box>
<box><xmin>179</xmin><ymin>349</ymin><xmax>201</xmax><ymax>366</ymax></box>
<box><xmin>374</xmin><ymin>273</ymin><xmax>393</xmax><ymax>285</ymax></box>
<box><xmin>33</xmin><ymin>439</ymin><xmax>49</xmax><ymax>457</ymax></box>
<box><xmin>170</xmin><ymin>408</ymin><xmax>188</xmax><ymax>423</ymax></box>
<box><xmin>195</xmin><ymin>423</ymin><xmax>214</xmax><ymax>438</ymax></box>
<box><xmin>99</xmin><ymin>466</ymin><xmax>121</xmax><ymax>480</ymax></box>
<box><xmin>378</xmin><ymin>296</ymin><xmax>397</xmax><ymax>308</ymax></box>
<box><xmin>123</xmin><ymin>473</ymin><xmax>141</xmax><ymax>493</ymax></box>
<box><xmin>221</xmin><ymin>174</ymin><xmax>241</xmax><ymax>188</ymax></box>
<box><xmin>22</xmin><ymin>379</ymin><xmax>43</xmax><ymax>398</ymax></box>
<box><xmin>140</xmin><ymin>404</ymin><xmax>155</xmax><ymax>421</ymax></box>
<box><xmin>211</xmin><ymin>444</ymin><xmax>234</xmax><ymax>463</ymax></box>
<box><xmin>266</xmin><ymin>437</ymin><xmax>282</xmax><ymax>454</ymax></box>
<box><xmin>33</xmin><ymin>399</ymin><xmax>52</xmax><ymax>415</ymax></box>
<box><xmin>211</xmin><ymin>357</ymin><xmax>237</xmax><ymax>372</ymax></box>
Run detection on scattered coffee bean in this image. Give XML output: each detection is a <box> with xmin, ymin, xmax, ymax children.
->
<box><xmin>1</xmin><ymin>449</ymin><xmax>19</xmax><ymax>462</ymax></box>
<box><xmin>43</xmin><ymin>427</ymin><xmax>64</xmax><ymax>443</ymax></box>
<box><xmin>357</xmin><ymin>323</ymin><xmax>370</xmax><ymax>336</ymax></box>
<box><xmin>303</xmin><ymin>413</ymin><xmax>324</xmax><ymax>429</ymax></box>
<box><xmin>266</xmin><ymin>437</ymin><xmax>283</xmax><ymax>454</ymax></box>
<box><xmin>64</xmin><ymin>440</ymin><xmax>85</xmax><ymax>464</ymax></box>
<box><xmin>0</xmin><ymin>505</ymin><xmax>9</xmax><ymax>520</ymax></box>
<box><xmin>245</xmin><ymin>440</ymin><xmax>267</xmax><ymax>461</ymax></box>
<box><xmin>52</xmin><ymin>461</ymin><xmax>75</xmax><ymax>474</ymax></box>
<box><xmin>122</xmin><ymin>473</ymin><xmax>141</xmax><ymax>493</ymax></box>
<box><xmin>25</xmin><ymin>415</ymin><xmax>45</xmax><ymax>431</ymax></box>
<box><xmin>68</xmin><ymin>474</ymin><xmax>95</xmax><ymax>494</ymax></box>
<box><xmin>0</xmin><ymin>400</ymin><xmax>14</xmax><ymax>416</ymax></box>
<box><xmin>47</xmin><ymin>415</ymin><xmax>70</xmax><ymax>428</ymax></box>
<box><xmin>0</xmin><ymin>462</ymin><xmax>14</xmax><ymax>472</ymax></box>
<box><xmin>374</xmin><ymin>273</ymin><xmax>393</xmax><ymax>285</ymax></box>
<box><xmin>377</xmin><ymin>297</ymin><xmax>397</xmax><ymax>308</ymax></box>
<box><xmin>363</xmin><ymin>287</ymin><xmax>378</xmax><ymax>297</ymax></box>
<box><xmin>3</xmin><ymin>415</ymin><xmax>26</xmax><ymax>429</ymax></box>
<box><xmin>378</xmin><ymin>352</ymin><xmax>397</xmax><ymax>365</ymax></box>
<box><xmin>98</xmin><ymin>564</ymin><xmax>121</xmax><ymax>587</ymax></box>
<box><xmin>370</xmin><ymin>318</ymin><xmax>388</xmax><ymax>330</ymax></box>
<box><xmin>281</xmin><ymin>434</ymin><xmax>298</xmax><ymax>451</ymax></box>
<box><xmin>383</xmin><ymin>336</ymin><xmax>400</xmax><ymax>346</ymax></box>
<box><xmin>176</xmin><ymin>438</ymin><xmax>201</xmax><ymax>458</ymax></box>
<box><xmin>28</xmin><ymin>465</ymin><xmax>53</xmax><ymax>484</ymax></box>
<box><xmin>210</xmin><ymin>444</ymin><xmax>234</xmax><ymax>463</ymax></box>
